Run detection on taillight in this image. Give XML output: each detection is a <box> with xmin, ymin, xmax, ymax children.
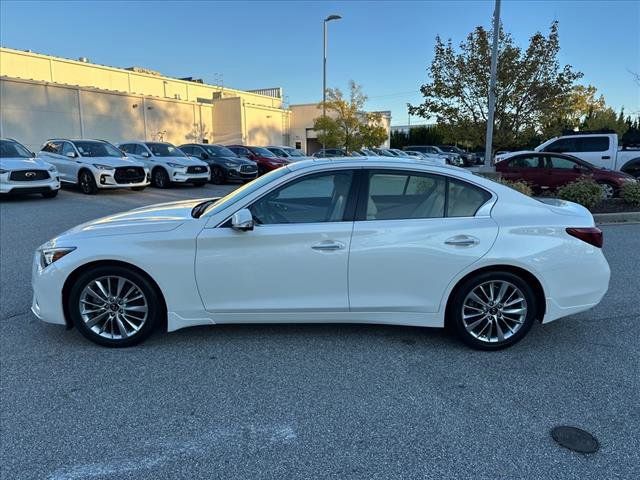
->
<box><xmin>566</xmin><ymin>227</ymin><xmax>603</xmax><ymax>248</ymax></box>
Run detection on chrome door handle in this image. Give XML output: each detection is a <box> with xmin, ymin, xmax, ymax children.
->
<box><xmin>311</xmin><ymin>241</ymin><xmax>345</xmax><ymax>251</ymax></box>
<box><xmin>445</xmin><ymin>235</ymin><xmax>479</xmax><ymax>247</ymax></box>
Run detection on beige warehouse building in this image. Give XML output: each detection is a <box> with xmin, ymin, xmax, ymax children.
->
<box><xmin>0</xmin><ymin>47</ymin><xmax>389</xmax><ymax>153</ymax></box>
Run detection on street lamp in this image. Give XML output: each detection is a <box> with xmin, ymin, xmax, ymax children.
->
<box><xmin>322</xmin><ymin>14</ymin><xmax>342</xmax><ymax>151</ymax></box>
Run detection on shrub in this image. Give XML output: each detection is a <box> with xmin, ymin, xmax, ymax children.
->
<box><xmin>557</xmin><ymin>177</ymin><xmax>603</xmax><ymax>210</ymax></box>
<box><xmin>621</xmin><ymin>181</ymin><xmax>640</xmax><ymax>207</ymax></box>
<box><xmin>495</xmin><ymin>178</ymin><xmax>533</xmax><ymax>196</ymax></box>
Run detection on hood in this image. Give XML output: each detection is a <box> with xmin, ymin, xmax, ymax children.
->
<box><xmin>80</xmin><ymin>156</ymin><xmax>146</xmax><ymax>168</ymax></box>
<box><xmin>161</xmin><ymin>155</ymin><xmax>208</xmax><ymax>167</ymax></box>
<box><xmin>0</xmin><ymin>156</ymin><xmax>55</xmax><ymax>171</ymax></box>
<box><xmin>57</xmin><ymin>198</ymin><xmax>218</xmax><ymax>239</ymax></box>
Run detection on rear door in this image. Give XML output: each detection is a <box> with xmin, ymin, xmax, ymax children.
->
<box><xmin>498</xmin><ymin>154</ymin><xmax>542</xmax><ymax>186</ymax></box>
<box><xmin>544</xmin><ymin>155</ymin><xmax>583</xmax><ymax>189</ymax></box>
<box><xmin>348</xmin><ymin>169</ymin><xmax>498</xmax><ymax>314</ymax></box>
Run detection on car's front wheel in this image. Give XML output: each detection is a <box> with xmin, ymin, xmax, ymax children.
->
<box><xmin>210</xmin><ymin>166</ymin><xmax>225</xmax><ymax>185</ymax></box>
<box><xmin>78</xmin><ymin>170</ymin><xmax>98</xmax><ymax>195</ymax></box>
<box><xmin>449</xmin><ymin>271</ymin><xmax>537</xmax><ymax>350</ymax></box>
<box><xmin>67</xmin><ymin>265</ymin><xmax>162</xmax><ymax>347</ymax></box>
<box><xmin>152</xmin><ymin>168</ymin><xmax>170</xmax><ymax>188</ymax></box>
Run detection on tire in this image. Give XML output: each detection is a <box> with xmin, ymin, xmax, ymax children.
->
<box><xmin>42</xmin><ymin>190</ymin><xmax>59</xmax><ymax>198</ymax></box>
<box><xmin>210</xmin><ymin>166</ymin><xmax>225</xmax><ymax>185</ymax></box>
<box><xmin>449</xmin><ymin>271</ymin><xmax>537</xmax><ymax>350</ymax></box>
<box><xmin>67</xmin><ymin>265</ymin><xmax>162</xmax><ymax>347</ymax></box>
<box><xmin>597</xmin><ymin>181</ymin><xmax>616</xmax><ymax>199</ymax></box>
<box><xmin>78</xmin><ymin>170</ymin><xmax>98</xmax><ymax>195</ymax></box>
<box><xmin>192</xmin><ymin>181</ymin><xmax>207</xmax><ymax>187</ymax></box>
<box><xmin>152</xmin><ymin>167</ymin><xmax>170</xmax><ymax>188</ymax></box>
<box><xmin>131</xmin><ymin>186</ymin><xmax>146</xmax><ymax>191</ymax></box>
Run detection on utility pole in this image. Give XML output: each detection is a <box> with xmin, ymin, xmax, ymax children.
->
<box><xmin>483</xmin><ymin>0</ymin><xmax>501</xmax><ymax>169</ymax></box>
<box><xmin>322</xmin><ymin>14</ymin><xmax>341</xmax><ymax>151</ymax></box>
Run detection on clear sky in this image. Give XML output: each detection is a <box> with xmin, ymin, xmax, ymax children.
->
<box><xmin>1</xmin><ymin>0</ymin><xmax>638</xmax><ymax>125</ymax></box>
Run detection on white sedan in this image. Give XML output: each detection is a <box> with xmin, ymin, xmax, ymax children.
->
<box><xmin>31</xmin><ymin>158</ymin><xmax>610</xmax><ymax>349</ymax></box>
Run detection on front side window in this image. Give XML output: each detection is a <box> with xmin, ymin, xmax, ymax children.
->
<box><xmin>145</xmin><ymin>142</ymin><xmax>185</xmax><ymax>157</ymax></box>
<box><xmin>547</xmin><ymin>156</ymin><xmax>578</xmax><ymax>170</ymax></box>
<box><xmin>542</xmin><ymin>138</ymin><xmax>576</xmax><ymax>153</ymax></box>
<box><xmin>364</xmin><ymin>171</ymin><xmax>446</xmax><ymax>220</ymax></box>
<box><xmin>0</xmin><ymin>140</ymin><xmax>32</xmax><ymax>158</ymax></box>
<box><xmin>508</xmin><ymin>155</ymin><xmax>540</xmax><ymax>168</ymax></box>
<box><xmin>250</xmin><ymin>171</ymin><xmax>354</xmax><ymax>225</ymax></box>
<box><xmin>74</xmin><ymin>141</ymin><xmax>123</xmax><ymax>158</ymax></box>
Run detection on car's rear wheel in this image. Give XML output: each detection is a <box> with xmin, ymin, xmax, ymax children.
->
<box><xmin>152</xmin><ymin>168</ymin><xmax>170</xmax><ymax>188</ymax></box>
<box><xmin>210</xmin><ymin>166</ymin><xmax>225</xmax><ymax>185</ymax></box>
<box><xmin>78</xmin><ymin>170</ymin><xmax>98</xmax><ymax>195</ymax></box>
<box><xmin>68</xmin><ymin>265</ymin><xmax>161</xmax><ymax>347</ymax></box>
<box><xmin>450</xmin><ymin>271</ymin><xmax>537</xmax><ymax>350</ymax></box>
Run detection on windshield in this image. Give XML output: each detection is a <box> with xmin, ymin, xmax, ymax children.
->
<box><xmin>438</xmin><ymin>146</ymin><xmax>455</xmax><ymax>152</ymax></box>
<box><xmin>204</xmin><ymin>145</ymin><xmax>237</xmax><ymax>157</ymax></box>
<box><xmin>74</xmin><ymin>141</ymin><xmax>123</xmax><ymax>158</ymax></box>
<box><xmin>202</xmin><ymin>167</ymin><xmax>289</xmax><ymax>217</ymax></box>
<box><xmin>251</xmin><ymin>147</ymin><xmax>276</xmax><ymax>157</ymax></box>
<box><xmin>145</xmin><ymin>143</ymin><xmax>185</xmax><ymax>157</ymax></box>
<box><xmin>0</xmin><ymin>140</ymin><xmax>32</xmax><ymax>158</ymax></box>
<box><xmin>283</xmin><ymin>148</ymin><xmax>305</xmax><ymax>157</ymax></box>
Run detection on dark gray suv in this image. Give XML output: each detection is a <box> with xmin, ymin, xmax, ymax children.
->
<box><xmin>179</xmin><ymin>144</ymin><xmax>258</xmax><ymax>184</ymax></box>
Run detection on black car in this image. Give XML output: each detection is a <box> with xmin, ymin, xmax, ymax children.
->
<box><xmin>179</xmin><ymin>144</ymin><xmax>258</xmax><ymax>184</ymax></box>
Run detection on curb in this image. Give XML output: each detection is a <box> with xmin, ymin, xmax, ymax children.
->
<box><xmin>593</xmin><ymin>211</ymin><xmax>640</xmax><ymax>225</ymax></box>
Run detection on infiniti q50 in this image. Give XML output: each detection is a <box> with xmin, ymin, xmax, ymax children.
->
<box><xmin>31</xmin><ymin>158</ymin><xmax>610</xmax><ymax>349</ymax></box>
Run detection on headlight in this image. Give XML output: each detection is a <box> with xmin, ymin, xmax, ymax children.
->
<box><xmin>167</xmin><ymin>163</ymin><xmax>186</xmax><ymax>169</ymax></box>
<box><xmin>93</xmin><ymin>164</ymin><xmax>114</xmax><ymax>170</ymax></box>
<box><xmin>39</xmin><ymin>246</ymin><xmax>76</xmax><ymax>269</ymax></box>
<box><xmin>224</xmin><ymin>162</ymin><xmax>238</xmax><ymax>168</ymax></box>
<box><xmin>48</xmin><ymin>166</ymin><xmax>57</xmax><ymax>173</ymax></box>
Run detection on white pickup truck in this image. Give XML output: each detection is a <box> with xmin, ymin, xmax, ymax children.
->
<box><xmin>534</xmin><ymin>132</ymin><xmax>640</xmax><ymax>178</ymax></box>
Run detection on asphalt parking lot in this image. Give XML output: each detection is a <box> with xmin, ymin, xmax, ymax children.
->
<box><xmin>1</xmin><ymin>183</ymin><xmax>639</xmax><ymax>480</ymax></box>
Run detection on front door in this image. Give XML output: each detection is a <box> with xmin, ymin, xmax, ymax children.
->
<box><xmin>195</xmin><ymin>169</ymin><xmax>357</xmax><ymax>314</ymax></box>
<box><xmin>348</xmin><ymin>169</ymin><xmax>499</xmax><ymax>313</ymax></box>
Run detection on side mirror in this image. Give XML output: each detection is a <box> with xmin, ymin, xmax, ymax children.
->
<box><xmin>142</xmin><ymin>152</ymin><xmax>151</xmax><ymax>158</ymax></box>
<box><xmin>65</xmin><ymin>151</ymin><xmax>76</xmax><ymax>158</ymax></box>
<box><xmin>201</xmin><ymin>152</ymin><xmax>209</xmax><ymax>160</ymax></box>
<box><xmin>231</xmin><ymin>208</ymin><xmax>254</xmax><ymax>231</ymax></box>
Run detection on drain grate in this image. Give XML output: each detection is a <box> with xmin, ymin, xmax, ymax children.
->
<box><xmin>551</xmin><ymin>426</ymin><xmax>599</xmax><ymax>453</ymax></box>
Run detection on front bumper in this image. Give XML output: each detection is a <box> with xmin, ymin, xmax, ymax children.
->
<box><xmin>92</xmin><ymin>169</ymin><xmax>150</xmax><ymax>189</ymax></box>
<box><xmin>224</xmin><ymin>167</ymin><xmax>258</xmax><ymax>180</ymax></box>
<box><xmin>31</xmin><ymin>252</ymin><xmax>67</xmax><ymax>326</ymax></box>
<box><xmin>172</xmin><ymin>171</ymin><xmax>210</xmax><ymax>183</ymax></box>
<box><xmin>0</xmin><ymin>173</ymin><xmax>61</xmax><ymax>194</ymax></box>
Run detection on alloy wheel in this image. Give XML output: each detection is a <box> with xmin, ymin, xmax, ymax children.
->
<box><xmin>78</xmin><ymin>275</ymin><xmax>148</xmax><ymax>340</ymax></box>
<box><xmin>461</xmin><ymin>280</ymin><xmax>528</xmax><ymax>344</ymax></box>
<box><xmin>153</xmin><ymin>169</ymin><xmax>168</xmax><ymax>188</ymax></box>
<box><xmin>599</xmin><ymin>183</ymin><xmax>614</xmax><ymax>199</ymax></box>
<box><xmin>80</xmin><ymin>172</ymin><xmax>94</xmax><ymax>194</ymax></box>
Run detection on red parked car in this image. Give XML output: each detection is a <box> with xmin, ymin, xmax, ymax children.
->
<box><xmin>495</xmin><ymin>151</ymin><xmax>637</xmax><ymax>198</ymax></box>
<box><xmin>226</xmin><ymin>145</ymin><xmax>289</xmax><ymax>175</ymax></box>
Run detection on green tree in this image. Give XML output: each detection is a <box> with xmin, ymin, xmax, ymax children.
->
<box><xmin>409</xmin><ymin>21</ymin><xmax>582</xmax><ymax>150</ymax></box>
<box><xmin>314</xmin><ymin>81</ymin><xmax>388</xmax><ymax>153</ymax></box>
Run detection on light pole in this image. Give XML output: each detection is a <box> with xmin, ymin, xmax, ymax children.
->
<box><xmin>322</xmin><ymin>14</ymin><xmax>341</xmax><ymax>151</ymax></box>
<box><xmin>483</xmin><ymin>0</ymin><xmax>501</xmax><ymax>169</ymax></box>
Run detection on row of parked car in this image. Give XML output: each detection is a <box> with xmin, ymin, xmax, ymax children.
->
<box><xmin>0</xmin><ymin>137</ymin><xmax>320</xmax><ymax>198</ymax></box>
<box><xmin>312</xmin><ymin>145</ymin><xmax>480</xmax><ymax>167</ymax></box>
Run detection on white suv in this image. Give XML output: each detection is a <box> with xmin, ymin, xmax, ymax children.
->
<box><xmin>118</xmin><ymin>141</ymin><xmax>210</xmax><ymax>188</ymax></box>
<box><xmin>37</xmin><ymin>139</ymin><xmax>150</xmax><ymax>195</ymax></box>
<box><xmin>0</xmin><ymin>138</ymin><xmax>60</xmax><ymax>198</ymax></box>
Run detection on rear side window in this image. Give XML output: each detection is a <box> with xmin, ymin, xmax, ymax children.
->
<box><xmin>447</xmin><ymin>179</ymin><xmax>492</xmax><ymax>217</ymax></box>
<box><xmin>361</xmin><ymin>170</ymin><xmax>490</xmax><ymax>220</ymax></box>
<box><xmin>575</xmin><ymin>136</ymin><xmax>609</xmax><ymax>152</ymax></box>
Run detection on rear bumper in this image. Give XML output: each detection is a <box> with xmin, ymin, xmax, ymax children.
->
<box><xmin>542</xmin><ymin>249</ymin><xmax>610</xmax><ymax>323</ymax></box>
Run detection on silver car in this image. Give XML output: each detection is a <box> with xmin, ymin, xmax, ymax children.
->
<box><xmin>266</xmin><ymin>146</ymin><xmax>314</xmax><ymax>162</ymax></box>
<box><xmin>37</xmin><ymin>139</ymin><xmax>150</xmax><ymax>194</ymax></box>
<box><xmin>1</xmin><ymin>138</ymin><xmax>60</xmax><ymax>198</ymax></box>
<box><xmin>118</xmin><ymin>141</ymin><xmax>210</xmax><ymax>188</ymax></box>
